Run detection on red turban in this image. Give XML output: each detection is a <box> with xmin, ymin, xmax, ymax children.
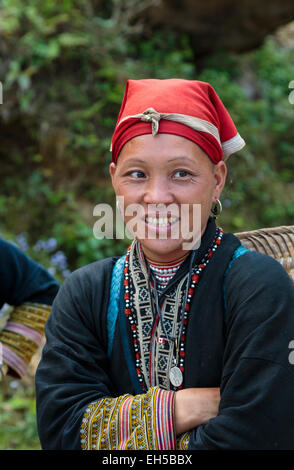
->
<box><xmin>110</xmin><ymin>79</ymin><xmax>245</xmax><ymax>164</ymax></box>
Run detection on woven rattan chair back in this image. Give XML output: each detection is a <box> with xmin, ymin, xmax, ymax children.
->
<box><xmin>235</xmin><ymin>225</ymin><xmax>294</xmax><ymax>283</ymax></box>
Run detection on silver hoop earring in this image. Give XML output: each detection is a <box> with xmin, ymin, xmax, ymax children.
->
<box><xmin>211</xmin><ymin>199</ymin><xmax>222</xmax><ymax>219</ymax></box>
<box><xmin>116</xmin><ymin>198</ymin><xmax>122</xmax><ymax>214</ymax></box>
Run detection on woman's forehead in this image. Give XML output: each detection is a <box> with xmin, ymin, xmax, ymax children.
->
<box><xmin>117</xmin><ymin>133</ymin><xmax>209</xmax><ymax>164</ymax></box>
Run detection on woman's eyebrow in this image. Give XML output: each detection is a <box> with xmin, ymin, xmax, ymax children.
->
<box><xmin>167</xmin><ymin>156</ymin><xmax>195</xmax><ymax>163</ymax></box>
<box><xmin>120</xmin><ymin>158</ymin><xmax>146</xmax><ymax>165</ymax></box>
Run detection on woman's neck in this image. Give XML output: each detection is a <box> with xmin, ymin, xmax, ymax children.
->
<box><xmin>144</xmin><ymin>252</ymin><xmax>189</xmax><ymax>266</ymax></box>
<box><xmin>142</xmin><ymin>249</ymin><xmax>189</xmax><ymax>290</ymax></box>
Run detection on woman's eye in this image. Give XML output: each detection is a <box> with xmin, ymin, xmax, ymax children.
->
<box><xmin>174</xmin><ymin>170</ymin><xmax>191</xmax><ymax>178</ymax></box>
<box><xmin>128</xmin><ymin>170</ymin><xmax>146</xmax><ymax>179</ymax></box>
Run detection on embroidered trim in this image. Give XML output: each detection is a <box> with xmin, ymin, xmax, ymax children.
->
<box><xmin>4</xmin><ymin>322</ymin><xmax>43</xmax><ymax>344</ymax></box>
<box><xmin>1</xmin><ymin>344</ymin><xmax>27</xmax><ymax>377</ymax></box>
<box><xmin>0</xmin><ymin>302</ymin><xmax>51</xmax><ymax>378</ymax></box>
<box><xmin>7</xmin><ymin>302</ymin><xmax>51</xmax><ymax>334</ymax></box>
<box><xmin>107</xmin><ymin>255</ymin><xmax>126</xmax><ymax>357</ymax></box>
<box><xmin>223</xmin><ymin>245</ymin><xmax>250</xmax><ymax>313</ymax></box>
<box><xmin>80</xmin><ymin>386</ymin><xmax>176</xmax><ymax>450</ymax></box>
<box><xmin>125</xmin><ymin>228</ymin><xmax>223</xmax><ymax>392</ymax></box>
<box><xmin>176</xmin><ymin>432</ymin><xmax>190</xmax><ymax>450</ymax></box>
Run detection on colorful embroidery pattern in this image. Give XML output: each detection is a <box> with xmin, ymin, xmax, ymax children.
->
<box><xmin>125</xmin><ymin>229</ymin><xmax>223</xmax><ymax>392</ymax></box>
<box><xmin>81</xmin><ymin>228</ymin><xmax>224</xmax><ymax>450</ymax></box>
<box><xmin>0</xmin><ymin>302</ymin><xmax>51</xmax><ymax>378</ymax></box>
<box><xmin>80</xmin><ymin>386</ymin><xmax>176</xmax><ymax>450</ymax></box>
<box><xmin>127</xmin><ymin>242</ymin><xmax>188</xmax><ymax>391</ymax></box>
<box><xmin>176</xmin><ymin>432</ymin><xmax>190</xmax><ymax>450</ymax></box>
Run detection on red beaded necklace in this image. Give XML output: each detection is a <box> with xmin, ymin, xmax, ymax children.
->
<box><xmin>123</xmin><ymin>227</ymin><xmax>224</xmax><ymax>391</ymax></box>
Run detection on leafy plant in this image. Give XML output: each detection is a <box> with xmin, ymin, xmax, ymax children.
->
<box><xmin>0</xmin><ymin>0</ymin><xmax>293</xmax><ymax>267</ymax></box>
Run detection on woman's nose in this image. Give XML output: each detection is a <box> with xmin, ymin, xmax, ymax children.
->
<box><xmin>142</xmin><ymin>177</ymin><xmax>174</xmax><ymax>205</ymax></box>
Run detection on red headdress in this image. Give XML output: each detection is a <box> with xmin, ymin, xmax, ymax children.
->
<box><xmin>110</xmin><ymin>79</ymin><xmax>245</xmax><ymax>164</ymax></box>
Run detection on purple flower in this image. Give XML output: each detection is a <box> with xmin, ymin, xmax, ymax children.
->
<box><xmin>62</xmin><ymin>269</ymin><xmax>71</xmax><ymax>278</ymax></box>
<box><xmin>33</xmin><ymin>237</ymin><xmax>58</xmax><ymax>253</ymax></box>
<box><xmin>33</xmin><ymin>240</ymin><xmax>45</xmax><ymax>252</ymax></box>
<box><xmin>16</xmin><ymin>233</ymin><xmax>29</xmax><ymax>251</ymax></box>
<box><xmin>44</xmin><ymin>238</ymin><xmax>58</xmax><ymax>253</ymax></box>
<box><xmin>51</xmin><ymin>251</ymin><xmax>68</xmax><ymax>270</ymax></box>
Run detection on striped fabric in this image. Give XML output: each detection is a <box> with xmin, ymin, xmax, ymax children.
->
<box><xmin>1</xmin><ymin>343</ymin><xmax>27</xmax><ymax>377</ymax></box>
<box><xmin>118</xmin><ymin>395</ymin><xmax>133</xmax><ymax>449</ymax></box>
<box><xmin>148</xmin><ymin>257</ymin><xmax>185</xmax><ymax>290</ymax></box>
<box><xmin>142</xmin><ymin>244</ymin><xmax>187</xmax><ymax>291</ymax></box>
<box><xmin>0</xmin><ymin>302</ymin><xmax>51</xmax><ymax>378</ymax></box>
<box><xmin>80</xmin><ymin>386</ymin><xmax>176</xmax><ymax>450</ymax></box>
<box><xmin>4</xmin><ymin>321</ymin><xmax>43</xmax><ymax>344</ymax></box>
<box><xmin>153</xmin><ymin>387</ymin><xmax>175</xmax><ymax>449</ymax></box>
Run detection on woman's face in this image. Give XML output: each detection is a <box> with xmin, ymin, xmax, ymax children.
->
<box><xmin>110</xmin><ymin>133</ymin><xmax>227</xmax><ymax>262</ymax></box>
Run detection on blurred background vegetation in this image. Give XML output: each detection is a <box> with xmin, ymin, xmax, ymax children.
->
<box><xmin>0</xmin><ymin>0</ymin><xmax>293</xmax><ymax>450</ymax></box>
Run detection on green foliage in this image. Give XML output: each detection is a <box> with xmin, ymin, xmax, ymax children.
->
<box><xmin>0</xmin><ymin>0</ymin><xmax>197</xmax><ymax>270</ymax></box>
<box><xmin>198</xmin><ymin>42</ymin><xmax>294</xmax><ymax>231</ymax></box>
<box><xmin>0</xmin><ymin>0</ymin><xmax>294</xmax><ymax>452</ymax></box>
<box><xmin>0</xmin><ymin>0</ymin><xmax>294</xmax><ymax>266</ymax></box>
<box><xmin>0</xmin><ymin>380</ymin><xmax>40</xmax><ymax>450</ymax></box>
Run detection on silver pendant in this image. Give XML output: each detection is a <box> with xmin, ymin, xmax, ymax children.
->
<box><xmin>169</xmin><ymin>366</ymin><xmax>183</xmax><ymax>387</ymax></box>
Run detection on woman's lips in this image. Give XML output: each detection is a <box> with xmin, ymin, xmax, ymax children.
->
<box><xmin>143</xmin><ymin>216</ymin><xmax>180</xmax><ymax>236</ymax></box>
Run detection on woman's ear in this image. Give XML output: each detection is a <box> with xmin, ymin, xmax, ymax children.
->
<box><xmin>109</xmin><ymin>162</ymin><xmax>117</xmax><ymax>186</ymax></box>
<box><xmin>213</xmin><ymin>161</ymin><xmax>227</xmax><ymax>201</ymax></box>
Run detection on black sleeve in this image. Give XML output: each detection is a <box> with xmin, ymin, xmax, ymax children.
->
<box><xmin>35</xmin><ymin>259</ymin><xmax>115</xmax><ymax>450</ymax></box>
<box><xmin>0</xmin><ymin>238</ymin><xmax>59</xmax><ymax>307</ymax></box>
<box><xmin>189</xmin><ymin>252</ymin><xmax>294</xmax><ymax>450</ymax></box>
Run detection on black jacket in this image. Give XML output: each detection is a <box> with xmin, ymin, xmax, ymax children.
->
<box><xmin>35</xmin><ymin>221</ymin><xmax>294</xmax><ymax>450</ymax></box>
<box><xmin>0</xmin><ymin>238</ymin><xmax>59</xmax><ymax>308</ymax></box>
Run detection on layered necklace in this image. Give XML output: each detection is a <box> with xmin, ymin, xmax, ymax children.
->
<box><xmin>123</xmin><ymin>226</ymin><xmax>224</xmax><ymax>391</ymax></box>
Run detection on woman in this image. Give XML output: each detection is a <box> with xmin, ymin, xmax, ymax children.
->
<box><xmin>35</xmin><ymin>79</ymin><xmax>294</xmax><ymax>450</ymax></box>
<box><xmin>0</xmin><ymin>237</ymin><xmax>59</xmax><ymax>379</ymax></box>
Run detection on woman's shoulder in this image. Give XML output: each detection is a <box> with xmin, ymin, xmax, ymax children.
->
<box><xmin>71</xmin><ymin>255</ymin><xmax>120</xmax><ymax>277</ymax></box>
<box><xmin>224</xmin><ymin>248</ymin><xmax>294</xmax><ymax>314</ymax></box>
<box><xmin>226</xmin><ymin>248</ymin><xmax>292</xmax><ymax>286</ymax></box>
<box><xmin>50</xmin><ymin>255</ymin><xmax>125</xmax><ymax>331</ymax></box>
<box><xmin>56</xmin><ymin>255</ymin><xmax>122</xmax><ymax>301</ymax></box>
<box><xmin>67</xmin><ymin>255</ymin><xmax>122</xmax><ymax>286</ymax></box>
<box><xmin>0</xmin><ymin>237</ymin><xmax>29</xmax><ymax>266</ymax></box>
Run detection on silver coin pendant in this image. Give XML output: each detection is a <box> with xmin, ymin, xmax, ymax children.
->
<box><xmin>169</xmin><ymin>366</ymin><xmax>183</xmax><ymax>387</ymax></box>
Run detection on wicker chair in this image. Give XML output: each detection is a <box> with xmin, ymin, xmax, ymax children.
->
<box><xmin>235</xmin><ymin>225</ymin><xmax>294</xmax><ymax>283</ymax></box>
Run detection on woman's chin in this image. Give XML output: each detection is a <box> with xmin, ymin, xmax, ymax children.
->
<box><xmin>136</xmin><ymin>238</ymin><xmax>190</xmax><ymax>263</ymax></box>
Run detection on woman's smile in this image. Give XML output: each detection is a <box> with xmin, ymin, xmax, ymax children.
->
<box><xmin>144</xmin><ymin>215</ymin><xmax>179</xmax><ymax>228</ymax></box>
<box><xmin>143</xmin><ymin>213</ymin><xmax>180</xmax><ymax>238</ymax></box>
